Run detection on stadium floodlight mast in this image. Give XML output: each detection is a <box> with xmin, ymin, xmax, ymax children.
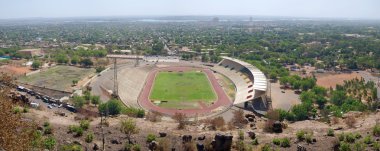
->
<box><xmin>106</xmin><ymin>54</ymin><xmax>143</xmax><ymax>98</ymax></box>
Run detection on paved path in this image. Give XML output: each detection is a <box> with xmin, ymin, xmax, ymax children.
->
<box><xmin>138</xmin><ymin>66</ymin><xmax>232</xmax><ymax>116</ymax></box>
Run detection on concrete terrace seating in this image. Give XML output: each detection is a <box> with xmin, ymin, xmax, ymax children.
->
<box><xmin>118</xmin><ymin>65</ymin><xmax>154</xmax><ymax>107</ymax></box>
<box><xmin>215</xmin><ymin>57</ymin><xmax>267</xmax><ymax>105</ymax></box>
<box><xmin>212</xmin><ymin>65</ymin><xmax>254</xmax><ymax>104</ymax></box>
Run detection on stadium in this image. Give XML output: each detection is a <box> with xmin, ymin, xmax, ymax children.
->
<box><xmin>91</xmin><ymin>56</ymin><xmax>268</xmax><ymax>117</ymax></box>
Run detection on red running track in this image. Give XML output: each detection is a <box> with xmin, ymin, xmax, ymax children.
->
<box><xmin>138</xmin><ymin>66</ymin><xmax>232</xmax><ymax>116</ymax></box>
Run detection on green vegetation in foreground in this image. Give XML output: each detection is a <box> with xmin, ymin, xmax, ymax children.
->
<box><xmin>18</xmin><ymin>66</ymin><xmax>95</xmax><ymax>91</ymax></box>
<box><xmin>150</xmin><ymin>71</ymin><xmax>216</xmax><ymax>108</ymax></box>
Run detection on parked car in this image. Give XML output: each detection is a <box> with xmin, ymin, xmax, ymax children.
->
<box><xmin>47</xmin><ymin>105</ymin><xmax>53</xmax><ymax>109</ymax></box>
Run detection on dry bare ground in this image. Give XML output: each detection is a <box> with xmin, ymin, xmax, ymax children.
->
<box><xmin>316</xmin><ymin>72</ymin><xmax>362</xmax><ymax>89</ymax></box>
<box><xmin>0</xmin><ymin>65</ymin><xmax>31</xmax><ymax>76</ymax></box>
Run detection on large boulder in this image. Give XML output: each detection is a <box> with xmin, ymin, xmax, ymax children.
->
<box><xmin>196</xmin><ymin>142</ymin><xmax>205</xmax><ymax>151</ymax></box>
<box><xmin>148</xmin><ymin>141</ymin><xmax>159</xmax><ymax>150</ymax></box>
<box><xmin>159</xmin><ymin>132</ymin><xmax>167</xmax><ymax>137</ymax></box>
<box><xmin>273</xmin><ymin>121</ymin><xmax>283</xmax><ymax>133</ymax></box>
<box><xmin>214</xmin><ymin>134</ymin><xmax>233</xmax><ymax>151</ymax></box>
<box><xmin>182</xmin><ymin>135</ymin><xmax>192</xmax><ymax>143</ymax></box>
<box><xmin>247</xmin><ymin>131</ymin><xmax>256</xmax><ymax>139</ymax></box>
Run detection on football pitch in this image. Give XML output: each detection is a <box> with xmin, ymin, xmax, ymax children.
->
<box><xmin>150</xmin><ymin>71</ymin><xmax>216</xmax><ymax>109</ymax></box>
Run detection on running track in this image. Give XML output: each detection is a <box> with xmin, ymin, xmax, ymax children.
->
<box><xmin>138</xmin><ymin>66</ymin><xmax>232</xmax><ymax>116</ymax></box>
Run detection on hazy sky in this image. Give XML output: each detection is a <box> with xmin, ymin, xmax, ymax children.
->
<box><xmin>0</xmin><ymin>0</ymin><xmax>379</xmax><ymax>19</ymax></box>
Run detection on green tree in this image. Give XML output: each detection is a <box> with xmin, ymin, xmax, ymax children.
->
<box><xmin>0</xmin><ymin>50</ymin><xmax>5</xmax><ymax>56</ymax></box>
<box><xmin>120</xmin><ymin>119</ymin><xmax>139</xmax><ymax>144</ymax></box>
<box><xmin>331</xmin><ymin>90</ymin><xmax>347</xmax><ymax>106</ymax></box>
<box><xmin>98</xmin><ymin>99</ymin><xmax>122</xmax><ymax>115</ymax></box>
<box><xmin>55</xmin><ymin>53</ymin><xmax>69</xmax><ymax>64</ymax></box>
<box><xmin>91</xmin><ymin>95</ymin><xmax>101</xmax><ymax>106</ymax></box>
<box><xmin>80</xmin><ymin>58</ymin><xmax>93</xmax><ymax>67</ymax></box>
<box><xmin>31</xmin><ymin>60</ymin><xmax>41</xmax><ymax>70</ymax></box>
<box><xmin>72</xmin><ymin>96</ymin><xmax>85</xmax><ymax>108</ymax></box>
<box><xmin>201</xmin><ymin>54</ymin><xmax>209</xmax><ymax>62</ymax></box>
<box><xmin>71</xmin><ymin>55</ymin><xmax>80</xmax><ymax>65</ymax></box>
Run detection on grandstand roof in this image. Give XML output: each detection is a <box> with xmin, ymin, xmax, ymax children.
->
<box><xmin>221</xmin><ymin>56</ymin><xmax>267</xmax><ymax>92</ymax></box>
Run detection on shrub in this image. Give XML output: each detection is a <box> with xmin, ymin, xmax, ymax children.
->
<box><xmin>132</xmin><ymin>144</ymin><xmax>141</xmax><ymax>151</ymax></box>
<box><xmin>373</xmin><ymin>142</ymin><xmax>380</xmax><ymax>151</ymax></box>
<box><xmin>85</xmin><ymin>132</ymin><xmax>94</xmax><ymax>143</ymax></box>
<box><xmin>238</xmin><ymin>130</ymin><xmax>244</xmax><ymax>140</ymax></box>
<box><xmin>124</xmin><ymin>144</ymin><xmax>141</xmax><ymax>151</ymax></box>
<box><xmin>61</xmin><ymin>144</ymin><xmax>83</xmax><ymax>151</ymax></box>
<box><xmin>80</xmin><ymin>120</ymin><xmax>90</xmax><ymax>130</ymax></box>
<box><xmin>363</xmin><ymin>135</ymin><xmax>373</xmax><ymax>144</ymax></box>
<box><xmin>373</xmin><ymin>124</ymin><xmax>380</xmax><ymax>137</ymax></box>
<box><xmin>43</xmin><ymin>137</ymin><xmax>56</xmax><ymax>150</ymax></box>
<box><xmin>13</xmin><ymin>107</ymin><xmax>21</xmax><ymax>114</ymax></box>
<box><xmin>231</xmin><ymin>109</ymin><xmax>245</xmax><ymax>128</ymax></box>
<box><xmin>261</xmin><ymin>144</ymin><xmax>271</xmax><ymax>151</ymax></box>
<box><xmin>136</xmin><ymin>109</ymin><xmax>145</xmax><ymax>118</ymax></box>
<box><xmin>146</xmin><ymin>134</ymin><xmax>156</xmax><ymax>143</ymax></box>
<box><xmin>296</xmin><ymin>130</ymin><xmax>306</xmax><ymax>141</ymax></box>
<box><xmin>68</xmin><ymin>125</ymin><xmax>84</xmax><ymax>137</ymax></box>
<box><xmin>353</xmin><ymin>142</ymin><xmax>365</xmax><ymax>151</ymax></box>
<box><xmin>43</xmin><ymin>122</ymin><xmax>50</xmax><ymax>127</ymax></box>
<box><xmin>23</xmin><ymin>107</ymin><xmax>29</xmax><ymax>113</ymax></box>
<box><xmin>146</xmin><ymin>111</ymin><xmax>162</xmax><ymax>122</ymax></box>
<box><xmin>272</xmin><ymin>138</ymin><xmax>281</xmax><ymax>145</ymax></box>
<box><xmin>263</xmin><ymin>120</ymin><xmax>275</xmax><ymax>132</ymax></box>
<box><xmin>280</xmin><ymin>138</ymin><xmax>291</xmax><ymax>147</ymax></box>
<box><xmin>305</xmin><ymin>133</ymin><xmax>313</xmax><ymax>144</ymax></box>
<box><xmin>339</xmin><ymin>141</ymin><xmax>351</xmax><ymax>151</ymax></box>
<box><xmin>210</xmin><ymin>117</ymin><xmax>225</xmax><ymax>130</ymax></box>
<box><xmin>235</xmin><ymin>140</ymin><xmax>245</xmax><ymax>151</ymax></box>
<box><xmin>327</xmin><ymin>129</ymin><xmax>335</xmax><ymax>136</ymax></box>
<box><xmin>251</xmin><ymin>138</ymin><xmax>259</xmax><ymax>145</ymax></box>
<box><xmin>44</xmin><ymin>125</ymin><xmax>53</xmax><ymax>135</ymax></box>
<box><xmin>338</xmin><ymin>133</ymin><xmax>345</xmax><ymax>141</ymax></box>
<box><xmin>172</xmin><ymin>112</ymin><xmax>187</xmax><ymax>129</ymax></box>
<box><xmin>344</xmin><ymin>116</ymin><xmax>357</xmax><ymax>128</ymax></box>
<box><xmin>345</xmin><ymin>133</ymin><xmax>356</xmax><ymax>143</ymax></box>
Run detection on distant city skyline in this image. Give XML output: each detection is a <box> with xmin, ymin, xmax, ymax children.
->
<box><xmin>0</xmin><ymin>0</ymin><xmax>379</xmax><ymax>19</ymax></box>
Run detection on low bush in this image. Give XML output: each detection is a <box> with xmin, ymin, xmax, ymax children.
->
<box><xmin>305</xmin><ymin>133</ymin><xmax>313</xmax><ymax>144</ymax></box>
<box><xmin>251</xmin><ymin>138</ymin><xmax>259</xmax><ymax>145</ymax></box>
<box><xmin>353</xmin><ymin>142</ymin><xmax>365</xmax><ymax>151</ymax></box>
<box><xmin>373</xmin><ymin>124</ymin><xmax>380</xmax><ymax>137</ymax></box>
<box><xmin>363</xmin><ymin>135</ymin><xmax>373</xmax><ymax>144</ymax></box>
<box><xmin>146</xmin><ymin>134</ymin><xmax>156</xmax><ymax>143</ymax></box>
<box><xmin>68</xmin><ymin>125</ymin><xmax>84</xmax><ymax>137</ymax></box>
<box><xmin>345</xmin><ymin>133</ymin><xmax>356</xmax><ymax>143</ymax></box>
<box><xmin>43</xmin><ymin>137</ymin><xmax>56</xmax><ymax>150</ymax></box>
<box><xmin>373</xmin><ymin>142</ymin><xmax>380</xmax><ymax>151</ymax></box>
<box><xmin>272</xmin><ymin>138</ymin><xmax>281</xmax><ymax>145</ymax></box>
<box><xmin>344</xmin><ymin>115</ymin><xmax>357</xmax><ymax>128</ymax></box>
<box><xmin>85</xmin><ymin>132</ymin><xmax>94</xmax><ymax>143</ymax></box>
<box><xmin>44</xmin><ymin>125</ymin><xmax>53</xmax><ymax>135</ymax></box>
<box><xmin>296</xmin><ymin>130</ymin><xmax>306</xmax><ymax>141</ymax></box>
<box><xmin>80</xmin><ymin>120</ymin><xmax>90</xmax><ymax>130</ymax></box>
<box><xmin>327</xmin><ymin>128</ymin><xmax>334</xmax><ymax>136</ymax></box>
<box><xmin>60</xmin><ymin>144</ymin><xmax>83</xmax><ymax>151</ymax></box>
<box><xmin>339</xmin><ymin>141</ymin><xmax>351</xmax><ymax>151</ymax></box>
<box><xmin>280</xmin><ymin>138</ymin><xmax>290</xmax><ymax>147</ymax></box>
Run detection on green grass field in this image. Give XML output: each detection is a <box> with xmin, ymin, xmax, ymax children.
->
<box><xmin>18</xmin><ymin>66</ymin><xmax>95</xmax><ymax>91</ymax></box>
<box><xmin>150</xmin><ymin>71</ymin><xmax>216</xmax><ymax>109</ymax></box>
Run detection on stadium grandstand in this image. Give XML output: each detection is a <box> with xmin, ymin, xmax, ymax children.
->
<box><xmin>214</xmin><ymin>56</ymin><xmax>268</xmax><ymax>114</ymax></box>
